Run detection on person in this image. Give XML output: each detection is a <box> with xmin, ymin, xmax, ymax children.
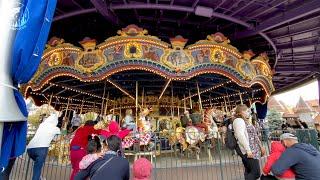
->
<box><xmin>132</xmin><ymin>158</ymin><xmax>152</xmax><ymax>180</ymax></box>
<box><xmin>262</xmin><ymin>141</ymin><xmax>295</xmax><ymax>180</ymax></box>
<box><xmin>74</xmin><ymin>135</ymin><xmax>130</xmax><ymax>180</ymax></box>
<box><xmin>271</xmin><ymin>133</ymin><xmax>320</xmax><ymax>180</ymax></box>
<box><xmin>70</xmin><ymin>120</ymin><xmax>101</xmax><ymax>180</ymax></box>
<box><xmin>180</xmin><ymin>111</ymin><xmax>191</xmax><ymax>128</ymax></box>
<box><xmin>79</xmin><ymin>135</ymin><xmax>104</xmax><ymax>170</ymax></box>
<box><xmin>27</xmin><ymin>114</ymin><xmax>60</xmax><ymax>180</ymax></box>
<box><xmin>124</xmin><ymin>109</ymin><xmax>137</xmax><ymax>134</ymax></box>
<box><xmin>101</xmin><ymin>121</ymin><xmax>130</xmax><ymax>140</ymax></box>
<box><xmin>71</xmin><ymin>114</ymin><xmax>82</xmax><ymax>132</ymax></box>
<box><xmin>189</xmin><ymin>108</ymin><xmax>208</xmax><ymax>133</ymax></box>
<box><xmin>233</xmin><ymin>104</ymin><xmax>261</xmax><ymax>180</ymax></box>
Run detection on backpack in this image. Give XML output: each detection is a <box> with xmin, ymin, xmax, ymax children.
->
<box><xmin>225</xmin><ymin>120</ymin><xmax>237</xmax><ymax>150</ymax></box>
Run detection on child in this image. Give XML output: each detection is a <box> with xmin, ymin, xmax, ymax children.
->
<box><xmin>79</xmin><ymin>135</ymin><xmax>103</xmax><ymax>170</ymax></box>
<box><xmin>262</xmin><ymin>141</ymin><xmax>295</xmax><ymax>180</ymax></box>
<box><xmin>132</xmin><ymin>158</ymin><xmax>152</xmax><ymax>180</ymax></box>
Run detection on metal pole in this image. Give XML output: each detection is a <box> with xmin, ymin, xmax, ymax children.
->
<box><xmin>80</xmin><ymin>97</ymin><xmax>85</xmax><ymax>115</ymax></box>
<box><xmin>183</xmin><ymin>94</ymin><xmax>186</xmax><ymax>112</ymax></box>
<box><xmin>101</xmin><ymin>80</ymin><xmax>107</xmax><ymax>115</ymax></box>
<box><xmin>239</xmin><ymin>91</ymin><xmax>243</xmax><ymax>105</ymax></box>
<box><xmin>209</xmin><ymin>95</ymin><xmax>212</xmax><ymax>108</ymax></box>
<box><xmin>47</xmin><ymin>93</ymin><xmax>53</xmax><ymax>113</ymax></box>
<box><xmin>135</xmin><ymin>81</ymin><xmax>138</xmax><ymax>125</ymax></box>
<box><xmin>104</xmin><ymin>92</ymin><xmax>109</xmax><ymax>118</ymax></box>
<box><xmin>189</xmin><ymin>89</ymin><xmax>193</xmax><ymax>109</ymax></box>
<box><xmin>196</xmin><ymin>81</ymin><xmax>203</xmax><ymax>112</ymax></box>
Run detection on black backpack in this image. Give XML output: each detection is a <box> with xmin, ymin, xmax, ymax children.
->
<box><xmin>225</xmin><ymin>121</ymin><xmax>237</xmax><ymax>150</ymax></box>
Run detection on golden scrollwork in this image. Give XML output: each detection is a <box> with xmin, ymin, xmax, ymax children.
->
<box><xmin>48</xmin><ymin>52</ymin><xmax>62</xmax><ymax>66</ymax></box>
<box><xmin>124</xmin><ymin>42</ymin><xmax>143</xmax><ymax>58</ymax></box>
<box><xmin>210</xmin><ymin>48</ymin><xmax>226</xmax><ymax>63</ymax></box>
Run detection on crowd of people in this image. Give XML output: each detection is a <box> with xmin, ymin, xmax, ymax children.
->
<box><xmin>2</xmin><ymin>105</ymin><xmax>320</xmax><ymax>180</ymax></box>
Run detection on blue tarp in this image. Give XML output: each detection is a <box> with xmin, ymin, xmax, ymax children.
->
<box><xmin>0</xmin><ymin>0</ymin><xmax>57</xmax><ymax>169</ymax></box>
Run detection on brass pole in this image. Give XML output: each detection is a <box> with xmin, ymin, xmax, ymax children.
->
<box><xmin>177</xmin><ymin>96</ymin><xmax>180</xmax><ymax>117</ymax></box>
<box><xmin>104</xmin><ymin>92</ymin><xmax>109</xmax><ymax>118</ymax></box>
<box><xmin>189</xmin><ymin>89</ymin><xmax>193</xmax><ymax>109</ymax></box>
<box><xmin>142</xmin><ymin>87</ymin><xmax>144</xmax><ymax>108</ymax></box>
<box><xmin>80</xmin><ymin>97</ymin><xmax>85</xmax><ymax>115</ymax></box>
<box><xmin>196</xmin><ymin>81</ymin><xmax>203</xmax><ymax>112</ymax></box>
<box><xmin>209</xmin><ymin>95</ymin><xmax>212</xmax><ymax>108</ymax></box>
<box><xmin>101</xmin><ymin>80</ymin><xmax>107</xmax><ymax>115</ymax></box>
<box><xmin>238</xmin><ymin>91</ymin><xmax>243</xmax><ymax>105</ymax></box>
<box><xmin>135</xmin><ymin>81</ymin><xmax>138</xmax><ymax>125</ymax></box>
<box><xmin>171</xmin><ymin>82</ymin><xmax>174</xmax><ymax>118</ymax></box>
<box><xmin>47</xmin><ymin>93</ymin><xmax>53</xmax><ymax>112</ymax></box>
<box><xmin>64</xmin><ymin>97</ymin><xmax>71</xmax><ymax>118</ymax></box>
<box><xmin>224</xmin><ymin>97</ymin><xmax>228</xmax><ymax>112</ymax></box>
<box><xmin>183</xmin><ymin>94</ymin><xmax>186</xmax><ymax>112</ymax></box>
<box><xmin>112</xmin><ymin>99</ymin><xmax>116</xmax><ymax>117</ymax></box>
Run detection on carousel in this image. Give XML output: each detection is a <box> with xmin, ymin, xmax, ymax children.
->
<box><xmin>22</xmin><ymin>24</ymin><xmax>274</xmax><ymax>163</ymax></box>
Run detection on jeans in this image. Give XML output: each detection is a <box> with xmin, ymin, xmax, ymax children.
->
<box><xmin>27</xmin><ymin>147</ymin><xmax>49</xmax><ymax>180</ymax></box>
<box><xmin>235</xmin><ymin>145</ymin><xmax>260</xmax><ymax>180</ymax></box>
<box><xmin>126</xmin><ymin>124</ymin><xmax>137</xmax><ymax>134</ymax></box>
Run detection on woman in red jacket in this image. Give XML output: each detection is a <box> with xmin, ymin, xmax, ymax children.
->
<box><xmin>70</xmin><ymin>120</ymin><xmax>101</xmax><ymax>180</ymax></box>
<box><xmin>262</xmin><ymin>141</ymin><xmax>295</xmax><ymax>180</ymax></box>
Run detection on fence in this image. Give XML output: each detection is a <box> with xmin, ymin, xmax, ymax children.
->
<box><xmin>8</xmin><ymin>128</ymin><xmax>320</xmax><ymax>180</ymax></box>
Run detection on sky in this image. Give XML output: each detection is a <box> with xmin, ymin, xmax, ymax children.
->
<box><xmin>274</xmin><ymin>80</ymin><xmax>319</xmax><ymax>107</ymax></box>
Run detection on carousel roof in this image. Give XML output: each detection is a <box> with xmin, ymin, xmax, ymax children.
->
<box><xmin>24</xmin><ymin>24</ymin><xmax>272</xmax><ymax>113</ymax></box>
<box><xmin>49</xmin><ymin>0</ymin><xmax>320</xmax><ymax>94</ymax></box>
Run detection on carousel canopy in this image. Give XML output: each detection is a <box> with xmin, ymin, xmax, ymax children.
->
<box><xmin>49</xmin><ymin>0</ymin><xmax>320</xmax><ymax>94</ymax></box>
<box><xmin>23</xmin><ymin>25</ymin><xmax>273</xmax><ymax>113</ymax></box>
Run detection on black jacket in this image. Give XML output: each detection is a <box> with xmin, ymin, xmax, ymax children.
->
<box><xmin>74</xmin><ymin>154</ymin><xmax>130</xmax><ymax>180</ymax></box>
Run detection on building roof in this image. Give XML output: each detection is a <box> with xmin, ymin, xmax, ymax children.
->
<box><xmin>306</xmin><ymin>100</ymin><xmax>320</xmax><ymax>113</ymax></box>
<box><xmin>314</xmin><ymin>114</ymin><xmax>320</xmax><ymax>125</ymax></box>
<box><xmin>295</xmin><ymin>97</ymin><xmax>313</xmax><ymax>113</ymax></box>
<box><xmin>268</xmin><ymin>96</ymin><xmax>285</xmax><ymax>112</ymax></box>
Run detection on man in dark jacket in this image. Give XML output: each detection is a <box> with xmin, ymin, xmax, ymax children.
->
<box><xmin>74</xmin><ymin>135</ymin><xmax>130</xmax><ymax>180</ymax></box>
<box><xmin>271</xmin><ymin>133</ymin><xmax>320</xmax><ymax>180</ymax></box>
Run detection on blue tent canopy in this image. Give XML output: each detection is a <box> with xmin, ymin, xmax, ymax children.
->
<box><xmin>0</xmin><ymin>0</ymin><xmax>57</xmax><ymax>169</ymax></box>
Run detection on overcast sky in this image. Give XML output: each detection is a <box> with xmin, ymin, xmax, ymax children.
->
<box><xmin>274</xmin><ymin>80</ymin><xmax>319</xmax><ymax>107</ymax></box>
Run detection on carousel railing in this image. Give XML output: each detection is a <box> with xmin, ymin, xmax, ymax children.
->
<box><xmin>9</xmin><ymin>128</ymin><xmax>319</xmax><ymax>180</ymax></box>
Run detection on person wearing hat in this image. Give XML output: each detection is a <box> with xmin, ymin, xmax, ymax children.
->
<box><xmin>271</xmin><ymin>133</ymin><xmax>320</xmax><ymax>180</ymax></box>
<box><xmin>132</xmin><ymin>158</ymin><xmax>153</xmax><ymax>180</ymax></box>
<box><xmin>74</xmin><ymin>135</ymin><xmax>129</xmax><ymax>180</ymax></box>
<box><xmin>180</xmin><ymin>111</ymin><xmax>191</xmax><ymax>128</ymax></box>
<box><xmin>70</xmin><ymin>120</ymin><xmax>101</xmax><ymax>180</ymax></box>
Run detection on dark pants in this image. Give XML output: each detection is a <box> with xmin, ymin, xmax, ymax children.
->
<box><xmin>0</xmin><ymin>158</ymin><xmax>16</xmax><ymax>180</ymax></box>
<box><xmin>235</xmin><ymin>145</ymin><xmax>260</xmax><ymax>180</ymax></box>
<box><xmin>260</xmin><ymin>174</ymin><xmax>278</xmax><ymax>180</ymax></box>
<box><xmin>27</xmin><ymin>147</ymin><xmax>48</xmax><ymax>180</ymax></box>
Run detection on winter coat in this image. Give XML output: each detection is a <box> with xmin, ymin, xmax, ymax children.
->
<box><xmin>263</xmin><ymin>141</ymin><xmax>295</xmax><ymax>179</ymax></box>
<box><xmin>271</xmin><ymin>143</ymin><xmax>320</xmax><ymax>180</ymax></box>
<box><xmin>75</xmin><ymin>154</ymin><xmax>129</xmax><ymax>180</ymax></box>
<box><xmin>70</xmin><ymin>126</ymin><xmax>101</xmax><ymax>149</ymax></box>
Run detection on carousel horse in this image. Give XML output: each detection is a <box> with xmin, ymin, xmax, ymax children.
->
<box><xmin>159</xmin><ymin>118</ymin><xmax>204</xmax><ymax>160</ymax></box>
<box><xmin>204</xmin><ymin>108</ymin><xmax>221</xmax><ymax>140</ymax></box>
<box><xmin>122</xmin><ymin>107</ymin><xmax>153</xmax><ymax>150</ymax></box>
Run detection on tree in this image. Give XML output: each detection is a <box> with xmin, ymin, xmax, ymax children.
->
<box><xmin>266</xmin><ymin>108</ymin><xmax>283</xmax><ymax>129</ymax></box>
<box><xmin>27</xmin><ymin>106</ymin><xmax>51</xmax><ymax>126</ymax></box>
